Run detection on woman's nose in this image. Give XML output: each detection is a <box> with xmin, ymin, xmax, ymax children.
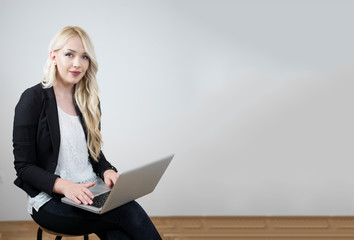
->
<box><xmin>73</xmin><ymin>57</ymin><xmax>82</xmax><ymax>67</ymax></box>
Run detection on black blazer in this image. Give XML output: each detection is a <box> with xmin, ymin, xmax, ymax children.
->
<box><xmin>13</xmin><ymin>83</ymin><xmax>114</xmax><ymax>198</ymax></box>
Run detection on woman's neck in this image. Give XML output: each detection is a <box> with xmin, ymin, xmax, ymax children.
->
<box><xmin>53</xmin><ymin>82</ymin><xmax>77</xmax><ymax>116</ymax></box>
<box><xmin>53</xmin><ymin>81</ymin><xmax>74</xmax><ymax>98</ymax></box>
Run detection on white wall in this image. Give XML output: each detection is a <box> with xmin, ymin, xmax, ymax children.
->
<box><xmin>1</xmin><ymin>0</ymin><xmax>354</xmax><ymax>220</ymax></box>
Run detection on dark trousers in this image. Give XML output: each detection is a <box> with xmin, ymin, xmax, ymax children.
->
<box><xmin>31</xmin><ymin>199</ymin><xmax>162</xmax><ymax>240</ymax></box>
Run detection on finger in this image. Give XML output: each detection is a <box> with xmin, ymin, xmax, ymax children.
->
<box><xmin>111</xmin><ymin>174</ymin><xmax>119</xmax><ymax>185</ymax></box>
<box><xmin>71</xmin><ymin>196</ymin><xmax>82</xmax><ymax>205</ymax></box>
<box><xmin>105</xmin><ymin>178</ymin><xmax>113</xmax><ymax>188</ymax></box>
<box><xmin>107</xmin><ymin>173</ymin><xmax>119</xmax><ymax>185</ymax></box>
<box><xmin>83</xmin><ymin>182</ymin><xmax>96</xmax><ymax>188</ymax></box>
<box><xmin>79</xmin><ymin>193</ymin><xmax>92</xmax><ymax>205</ymax></box>
<box><xmin>83</xmin><ymin>188</ymin><xmax>95</xmax><ymax>200</ymax></box>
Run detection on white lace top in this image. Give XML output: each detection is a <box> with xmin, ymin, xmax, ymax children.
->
<box><xmin>27</xmin><ymin>107</ymin><xmax>97</xmax><ymax>214</ymax></box>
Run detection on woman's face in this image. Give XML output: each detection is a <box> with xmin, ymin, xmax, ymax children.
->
<box><xmin>51</xmin><ymin>36</ymin><xmax>90</xmax><ymax>87</ymax></box>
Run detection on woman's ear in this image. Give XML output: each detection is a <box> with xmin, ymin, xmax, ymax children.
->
<box><xmin>50</xmin><ymin>51</ymin><xmax>57</xmax><ymax>65</ymax></box>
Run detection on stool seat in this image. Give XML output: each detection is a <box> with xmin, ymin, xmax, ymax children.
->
<box><xmin>37</xmin><ymin>226</ymin><xmax>89</xmax><ymax>240</ymax></box>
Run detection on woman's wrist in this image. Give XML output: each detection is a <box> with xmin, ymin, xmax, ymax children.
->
<box><xmin>53</xmin><ymin>177</ymin><xmax>68</xmax><ymax>194</ymax></box>
<box><xmin>100</xmin><ymin>166</ymin><xmax>118</xmax><ymax>180</ymax></box>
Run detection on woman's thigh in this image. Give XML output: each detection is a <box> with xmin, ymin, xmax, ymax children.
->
<box><xmin>32</xmin><ymin>198</ymin><xmax>116</xmax><ymax>235</ymax></box>
<box><xmin>32</xmin><ymin>199</ymin><xmax>160</xmax><ymax>239</ymax></box>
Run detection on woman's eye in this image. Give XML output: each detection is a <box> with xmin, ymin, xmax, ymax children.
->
<box><xmin>82</xmin><ymin>55</ymin><xmax>89</xmax><ymax>60</ymax></box>
<box><xmin>65</xmin><ymin>53</ymin><xmax>73</xmax><ymax>57</ymax></box>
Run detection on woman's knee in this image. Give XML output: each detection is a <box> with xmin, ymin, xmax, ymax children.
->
<box><xmin>120</xmin><ymin>201</ymin><xmax>151</xmax><ymax>226</ymax></box>
<box><xmin>103</xmin><ymin>201</ymin><xmax>161</xmax><ymax>239</ymax></box>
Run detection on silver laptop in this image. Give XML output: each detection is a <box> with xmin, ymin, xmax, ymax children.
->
<box><xmin>61</xmin><ymin>154</ymin><xmax>174</xmax><ymax>214</ymax></box>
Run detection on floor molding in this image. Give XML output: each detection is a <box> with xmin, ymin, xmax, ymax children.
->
<box><xmin>2</xmin><ymin>217</ymin><xmax>354</xmax><ymax>240</ymax></box>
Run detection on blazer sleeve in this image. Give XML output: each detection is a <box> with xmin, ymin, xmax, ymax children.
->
<box><xmin>90</xmin><ymin>151</ymin><xmax>116</xmax><ymax>180</ymax></box>
<box><xmin>13</xmin><ymin>87</ymin><xmax>59</xmax><ymax>197</ymax></box>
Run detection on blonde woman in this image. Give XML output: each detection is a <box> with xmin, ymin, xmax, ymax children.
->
<box><xmin>13</xmin><ymin>26</ymin><xmax>161</xmax><ymax>240</ymax></box>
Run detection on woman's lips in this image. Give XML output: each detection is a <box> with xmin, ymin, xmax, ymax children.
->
<box><xmin>70</xmin><ymin>71</ymin><xmax>81</xmax><ymax>76</ymax></box>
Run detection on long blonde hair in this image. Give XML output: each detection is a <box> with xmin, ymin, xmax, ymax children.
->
<box><xmin>42</xmin><ymin>26</ymin><xmax>102</xmax><ymax>162</ymax></box>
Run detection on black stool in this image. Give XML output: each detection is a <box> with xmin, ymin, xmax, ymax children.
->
<box><xmin>37</xmin><ymin>226</ymin><xmax>89</xmax><ymax>240</ymax></box>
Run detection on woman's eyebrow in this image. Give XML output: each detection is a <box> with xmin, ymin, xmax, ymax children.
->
<box><xmin>66</xmin><ymin>49</ymin><xmax>88</xmax><ymax>55</ymax></box>
<box><xmin>66</xmin><ymin>48</ymin><xmax>77</xmax><ymax>52</ymax></box>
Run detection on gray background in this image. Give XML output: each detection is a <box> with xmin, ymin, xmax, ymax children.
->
<box><xmin>1</xmin><ymin>0</ymin><xmax>354</xmax><ymax>220</ymax></box>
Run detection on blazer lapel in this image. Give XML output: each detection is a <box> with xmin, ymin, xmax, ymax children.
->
<box><xmin>43</xmin><ymin>87</ymin><xmax>60</xmax><ymax>158</ymax></box>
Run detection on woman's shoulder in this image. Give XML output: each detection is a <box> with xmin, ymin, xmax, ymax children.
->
<box><xmin>16</xmin><ymin>83</ymin><xmax>52</xmax><ymax>113</ymax></box>
<box><xmin>19</xmin><ymin>83</ymin><xmax>55</xmax><ymax>102</ymax></box>
<box><xmin>21</xmin><ymin>83</ymin><xmax>45</xmax><ymax>98</ymax></box>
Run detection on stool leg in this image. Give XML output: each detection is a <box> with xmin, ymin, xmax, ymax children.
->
<box><xmin>84</xmin><ymin>234</ymin><xmax>89</xmax><ymax>240</ymax></box>
<box><xmin>37</xmin><ymin>228</ymin><xmax>43</xmax><ymax>240</ymax></box>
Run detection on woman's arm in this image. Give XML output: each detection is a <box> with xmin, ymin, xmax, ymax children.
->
<box><xmin>13</xmin><ymin>85</ymin><xmax>59</xmax><ymax>197</ymax></box>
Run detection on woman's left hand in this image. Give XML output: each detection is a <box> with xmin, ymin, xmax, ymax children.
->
<box><xmin>103</xmin><ymin>170</ymin><xmax>120</xmax><ymax>188</ymax></box>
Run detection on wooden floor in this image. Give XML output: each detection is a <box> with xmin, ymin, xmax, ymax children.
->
<box><xmin>3</xmin><ymin>217</ymin><xmax>354</xmax><ymax>240</ymax></box>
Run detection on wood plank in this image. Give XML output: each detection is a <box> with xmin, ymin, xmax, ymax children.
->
<box><xmin>2</xmin><ymin>217</ymin><xmax>354</xmax><ymax>240</ymax></box>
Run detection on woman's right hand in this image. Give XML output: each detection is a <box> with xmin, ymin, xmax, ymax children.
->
<box><xmin>53</xmin><ymin>178</ymin><xmax>95</xmax><ymax>205</ymax></box>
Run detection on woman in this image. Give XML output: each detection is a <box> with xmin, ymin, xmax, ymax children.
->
<box><xmin>13</xmin><ymin>26</ymin><xmax>162</xmax><ymax>240</ymax></box>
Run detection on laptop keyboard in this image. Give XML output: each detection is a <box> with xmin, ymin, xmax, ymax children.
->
<box><xmin>91</xmin><ymin>191</ymin><xmax>110</xmax><ymax>208</ymax></box>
